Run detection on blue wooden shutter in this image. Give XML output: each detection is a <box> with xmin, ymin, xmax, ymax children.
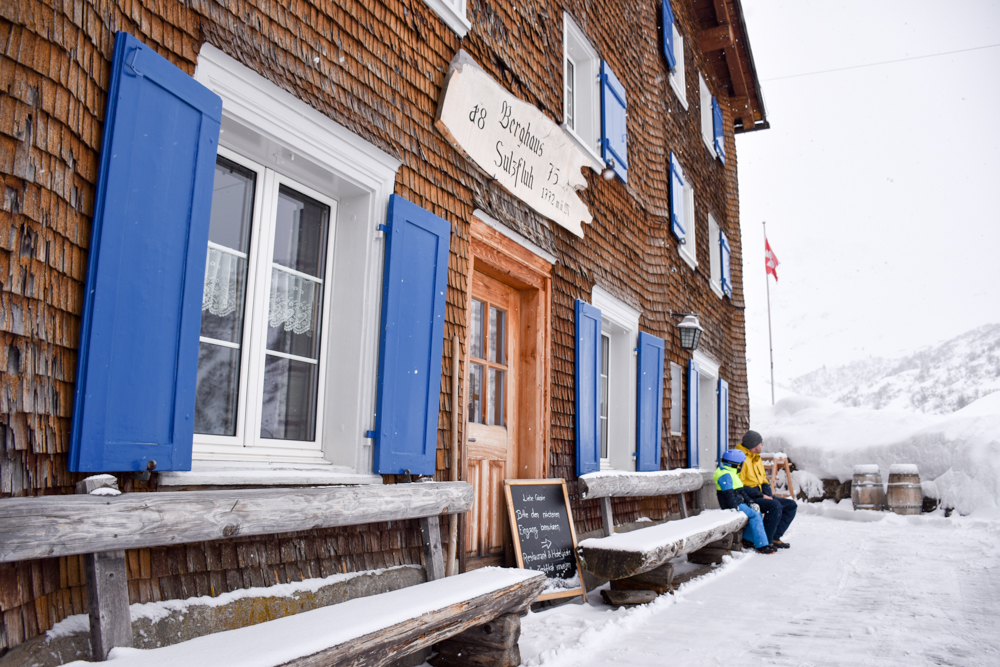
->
<box><xmin>69</xmin><ymin>32</ymin><xmax>221</xmax><ymax>472</ymax></box>
<box><xmin>686</xmin><ymin>358</ymin><xmax>700</xmax><ymax>468</ymax></box>
<box><xmin>713</xmin><ymin>96</ymin><xmax>726</xmax><ymax>164</ymax></box>
<box><xmin>720</xmin><ymin>231</ymin><xmax>733</xmax><ymax>298</ymax></box>
<box><xmin>600</xmin><ymin>61</ymin><xmax>629</xmax><ymax>183</ymax></box>
<box><xmin>575</xmin><ymin>300</ymin><xmax>602</xmax><ymax>476</ymax></box>
<box><xmin>669</xmin><ymin>152</ymin><xmax>686</xmax><ymax>240</ymax></box>
<box><xmin>374</xmin><ymin>195</ymin><xmax>451</xmax><ymax>475</ymax></box>
<box><xmin>662</xmin><ymin>0</ymin><xmax>677</xmax><ymax>70</ymax></box>
<box><xmin>717</xmin><ymin>378</ymin><xmax>729</xmax><ymax>465</ymax></box>
<box><xmin>636</xmin><ymin>332</ymin><xmax>665</xmax><ymax>472</ymax></box>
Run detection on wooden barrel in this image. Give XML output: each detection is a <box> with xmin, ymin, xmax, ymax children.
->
<box><xmin>886</xmin><ymin>464</ymin><xmax>922</xmax><ymax>515</ymax></box>
<box><xmin>851</xmin><ymin>465</ymin><xmax>885</xmax><ymax>511</ymax></box>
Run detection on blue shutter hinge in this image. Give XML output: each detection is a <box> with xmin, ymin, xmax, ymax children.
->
<box><xmin>377</xmin><ymin>224</ymin><xmax>389</xmax><ymax>233</ymax></box>
<box><xmin>365</xmin><ymin>430</ymin><xmax>376</xmax><ymax>439</ymax></box>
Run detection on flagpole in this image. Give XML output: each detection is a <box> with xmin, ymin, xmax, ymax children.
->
<box><xmin>764</xmin><ymin>221</ymin><xmax>775</xmax><ymax>406</ymax></box>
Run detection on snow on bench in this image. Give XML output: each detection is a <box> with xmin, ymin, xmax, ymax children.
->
<box><xmin>577</xmin><ymin>469</ymin><xmax>704</xmax><ymax>500</ymax></box>
<box><xmin>64</xmin><ymin>567</ymin><xmax>546</xmax><ymax>667</ymax></box>
<box><xmin>577</xmin><ymin>509</ymin><xmax>748</xmax><ymax>581</ymax></box>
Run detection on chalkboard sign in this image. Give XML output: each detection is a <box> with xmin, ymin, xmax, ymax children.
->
<box><xmin>504</xmin><ymin>479</ymin><xmax>586</xmax><ymax>602</ymax></box>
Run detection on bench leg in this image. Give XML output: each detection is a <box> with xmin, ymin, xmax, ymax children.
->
<box><xmin>420</xmin><ymin>516</ymin><xmax>446</xmax><ymax>581</ymax></box>
<box><xmin>678</xmin><ymin>493</ymin><xmax>688</xmax><ymax>519</ymax></box>
<box><xmin>84</xmin><ymin>550</ymin><xmax>132</xmax><ymax>660</ymax></box>
<box><xmin>430</xmin><ymin>613</ymin><xmax>521</xmax><ymax>667</ymax></box>
<box><xmin>600</xmin><ymin>497</ymin><xmax>614</xmax><ymax>537</ymax></box>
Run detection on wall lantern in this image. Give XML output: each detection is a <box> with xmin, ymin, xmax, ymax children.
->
<box><xmin>601</xmin><ymin>158</ymin><xmax>617</xmax><ymax>180</ymax></box>
<box><xmin>675</xmin><ymin>313</ymin><xmax>703</xmax><ymax>351</ymax></box>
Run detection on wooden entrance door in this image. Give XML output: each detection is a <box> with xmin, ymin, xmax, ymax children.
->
<box><xmin>466</xmin><ymin>270</ymin><xmax>518</xmax><ymax>567</ymax></box>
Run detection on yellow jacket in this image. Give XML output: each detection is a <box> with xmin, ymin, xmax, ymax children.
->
<box><xmin>736</xmin><ymin>444</ymin><xmax>770</xmax><ymax>491</ymax></box>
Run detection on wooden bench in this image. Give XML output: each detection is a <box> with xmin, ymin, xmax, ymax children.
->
<box><xmin>0</xmin><ymin>478</ymin><xmax>543</xmax><ymax>666</ymax></box>
<box><xmin>61</xmin><ymin>567</ymin><xmax>545</xmax><ymax>667</ymax></box>
<box><xmin>575</xmin><ymin>470</ymin><xmax>748</xmax><ymax>605</ymax></box>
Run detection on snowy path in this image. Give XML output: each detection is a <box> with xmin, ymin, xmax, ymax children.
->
<box><xmin>518</xmin><ymin>504</ymin><xmax>1000</xmax><ymax>666</ymax></box>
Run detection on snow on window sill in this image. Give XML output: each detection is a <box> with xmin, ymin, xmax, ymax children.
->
<box><xmin>669</xmin><ymin>74</ymin><xmax>688</xmax><ymax>110</ymax></box>
<box><xmin>679</xmin><ymin>244</ymin><xmax>697</xmax><ymax>270</ymax></box>
<box><xmin>561</xmin><ymin>123</ymin><xmax>606</xmax><ymax>172</ymax></box>
<box><xmin>423</xmin><ymin>0</ymin><xmax>471</xmax><ymax>37</ymax></box>
<box><xmin>157</xmin><ymin>461</ymin><xmax>382</xmax><ymax>488</ymax></box>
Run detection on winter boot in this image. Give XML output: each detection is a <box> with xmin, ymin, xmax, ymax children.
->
<box><xmin>755</xmin><ymin>544</ymin><xmax>778</xmax><ymax>555</ymax></box>
<box><xmin>771</xmin><ymin>539</ymin><xmax>790</xmax><ymax>549</ymax></box>
<box><xmin>741</xmin><ymin>539</ymin><xmax>755</xmax><ymax>550</ymax></box>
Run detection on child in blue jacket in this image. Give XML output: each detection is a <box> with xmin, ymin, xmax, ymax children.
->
<box><xmin>714</xmin><ymin>449</ymin><xmax>776</xmax><ymax>555</ymax></box>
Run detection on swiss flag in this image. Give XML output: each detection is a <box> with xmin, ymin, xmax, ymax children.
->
<box><xmin>765</xmin><ymin>239</ymin><xmax>780</xmax><ymax>281</ymax></box>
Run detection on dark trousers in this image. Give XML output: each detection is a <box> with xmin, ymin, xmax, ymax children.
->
<box><xmin>755</xmin><ymin>496</ymin><xmax>797</xmax><ymax>542</ymax></box>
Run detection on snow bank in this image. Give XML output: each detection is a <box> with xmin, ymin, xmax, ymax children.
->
<box><xmin>754</xmin><ymin>392</ymin><xmax>1000</xmax><ymax>515</ymax></box>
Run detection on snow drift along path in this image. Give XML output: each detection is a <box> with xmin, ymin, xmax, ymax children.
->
<box><xmin>518</xmin><ymin>505</ymin><xmax>1000</xmax><ymax>666</ymax></box>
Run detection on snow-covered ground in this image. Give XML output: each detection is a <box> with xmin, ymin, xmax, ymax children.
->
<box><xmin>518</xmin><ymin>503</ymin><xmax>1000</xmax><ymax>666</ymax></box>
<box><xmin>753</xmin><ymin>391</ymin><xmax>1000</xmax><ymax>516</ymax></box>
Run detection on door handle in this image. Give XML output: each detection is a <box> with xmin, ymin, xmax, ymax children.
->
<box><xmin>468</xmin><ymin>438</ymin><xmax>477</xmax><ymax>442</ymax></box>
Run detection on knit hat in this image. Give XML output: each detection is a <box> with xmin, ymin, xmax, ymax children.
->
<box><xmin>741</xmin><ymin>430</ymin><xmax>763</xmax><ymax>449</ymax></box>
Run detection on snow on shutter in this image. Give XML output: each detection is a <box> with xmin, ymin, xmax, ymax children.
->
<box><xmin>713</xmin><ymin>96</ymin><xmax>726</xmax><ymax>164</ymax></box>
<box><xmin>575</xmin><ymin>299</ymin><xmax>602</xmax><ymax>476</ymax></box>
<box><xmin>669</xmin><ymin>152</ymin><xmax>686</xmax><ymax>240</ymax></box>
<box><xmin>374</xmin><ymin>195</ymin><xmax>451</xmax><ymax>475</ymax></box>
<box><xmin>600</xmin><ymin>61</ymin><xmax>629</xmax><ymax>183</ymax></box>
<box><xmin>717</xmin><ymin>378</ymin><xmax>729</xmax><ymax>465</ymax></box>
<box><xmin>69</xmin><ymin>32</ymin><xmax>221</xmax><ymax>472</ymax></box>
<box><xmin>662</xmin><ymin>0</ymin><xmax>676</xmax><ymax>70</ymax></box>
<box><xmin>687</xmin><ymin>358</ymin><xmax>700</xmax><ymax>469</ymax></box>
<box><xmin>720</xmin><ymin>231</ymin><xmax>733</xmax><ymax>298</ymax></box>
<box><xmin>636</xmin><ymin>331</ymin><xmax>665</xmax><ymax>472</ymax></box>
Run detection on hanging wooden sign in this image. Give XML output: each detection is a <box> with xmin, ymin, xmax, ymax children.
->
<box><xmin>504</xmin><ymin>479</ymin><xmax>586</xmax><ymax>602</ymax></box>
<box><xmin>436</xmin><ymin>52</ymin><xmax>594</xmax><ymax>237</ymax></box>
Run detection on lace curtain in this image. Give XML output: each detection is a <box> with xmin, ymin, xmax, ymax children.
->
<box><xmin>202</xmin><ymin>248</ymin><xmax>317</xmax><ymax>336</ymax></box>
<box><xmin>202</xmin><ymin>247</ymin><xmax>241</xmax><ymax>318</ymax></box>
<box><xmin>268</xmin><ymin>268</ymin><xmax>317</xmax><ymax>336</ymax></box>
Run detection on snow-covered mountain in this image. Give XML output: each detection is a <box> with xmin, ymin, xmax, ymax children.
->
<box><xmin>791</xmin><ymin>323</ymin><xmax>1000</xmax><ymax>414</ymax></box>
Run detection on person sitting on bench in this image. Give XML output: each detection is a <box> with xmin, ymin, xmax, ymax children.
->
<box><xmin>737</xmin><ymin>430</ymin><xmax>797</xmax><ymax>549</ymax></box>
<box><xmin>714</xmin><ymin>449</ymin><xmax>776</xmax><ymax>555</ymax></box>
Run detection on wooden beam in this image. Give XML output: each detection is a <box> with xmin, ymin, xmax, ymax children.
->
<box><xmin>578</xmin><ymin>512</ymin><xmax>747</xmax><ymax>580</ymax></box>
<box><xmin>274</xmin><ymin>573</ymin><xmax>546</xmax><ymax>667</ymax></box>
<box><xmin>697</xmin><ymin>24</ymin><xmax>734</xmax><ymax>53</ymax></box>
<box><xmin>577</xmin><ymin>470</ymin><xmax>704</xmax><ymax>499</ymax></box>
<box><xmin>85</xmin><ymin>550</ymin><xmax>132</xmax><ymax>660</ymax></box>
<box><xmin>599</xmin><ymin>497</ymin><xmax>614</xmax><ymax>537</ymax></box>
<box><xmin>420</xmin><ymin>516</ymin><xmax>446</xmax><ymax>581</ymax></box>
<box><xmin>0</xmin><ymin>482</ymin><xmax>474</xmax><ymax>563</ymax></box>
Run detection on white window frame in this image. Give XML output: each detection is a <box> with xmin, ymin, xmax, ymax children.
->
<box><xmin>673</xmin><ymin>158</ymin><xmax>697</xmax><ymax>269</ymax></box>
<box><xmin>188</xmin><ymin>44</ymin><xmax>400</xmax><ymax>479</ymax></box>
<box><xmin>669</xmin><ymin>362</ymin><xmax>683</xmax><ymax>436</ymax></box>
<box><xmin>708</xmin><ymin>213</ymin><xmax>723</xmax><ymax>298</ymax></box>
<box><xmin>197</xmin><ymin>148</ymin><xmax>339</xmax><ymax>460</ymax></box>
<box><xmin>693</xmin><ymin>350</ymin><xmax>720</xmax><ymax>471</ymax></box>
<box><xmin>668</xmin><ymin>26</ymin><xmax>687</xmax><ymax>109</ymax></box>
<box><xmin>592</xmin><ymin>286</ymin><xmax>640</xmax><ymax>472</ymax></box>
<box><xmin>699</xmin><ymin>73</ymin><xmax>716</xmax><ymax>157</ymax></box>
<box><xmin>423</xmin><ymin>0</ymin><xmax>471</xmax><ymax>38</ymax></box>
<box><xmin>563</xmin><ymin>13</ymin><xmax>604</xmax><ymax>168</ymax></box>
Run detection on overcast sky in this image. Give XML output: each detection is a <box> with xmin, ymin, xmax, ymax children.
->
<box><xmin>736</xmin><ymin>0</ymin><xmax>1000</xmax><ymax>410</ymax></box>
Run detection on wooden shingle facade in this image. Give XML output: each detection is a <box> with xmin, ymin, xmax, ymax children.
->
<box><xmin>0</xmin><ymin>0</ymin><xmax>766</xmax><ymax>657</ymax></box>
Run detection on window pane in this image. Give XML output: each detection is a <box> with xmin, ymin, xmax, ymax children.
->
<box><xmin>260</xmin><ymin>354</ymin><xmax>318</xmax><ymax>441</ymax></box>
<box><xmin>272</xmin><ymin>186</ymin><xmax>329</xmax><ymax>277</ymax></box>
<box><xmin>196</xmin><ymin>157</ymin><xmax>255</xmax><ymax>435</ymax></box>
<box><xmin>267</xmin><ymin>269</ymin><xmax>323</xmax><ymax>359</ymax></box>
<box><xmin>470</xmin><ymin>299</ymin><xmax>484</xmax><ymax>359</ymax></box>
<box><xmin>670</xmin><ymin>363</ymin><xmax>683</xmax><ymax>434</ymax></box>
<box><xmin>489</xmin><ymin>307</ymin><xmax>505</xmax><ymax>364</ymax></box>
<box><xmin>468</xmin><ymin>362</ymin><xmax>484</xmax><ymax>424</ymax></box>
<box><xmin>566</xmin><ymin>59</ymin><xmax>576</xmax><ymax>130</ymax></box>
<box><xmin>201</xmin><ymin>250</ymin><xmax>248</xmax><ymax>343</ymax></box>
<box><xmin>208</xmin><ymin>157</ymin><xmax>254</xmax><ymax>253</ymax></box>
<box><xmin>600</xmin><ymin>335</ymin><xmax>609</xmax><ymax>459</ymax></box>
<box><xmin>488</xmin><ymin>368</ymin><xmax>505</xmax><ymax>427</ymax></box>
<box><xmin>195</xmin><ymin>343</ymin><xmax>241</xmax><ymax>436</ymax></box>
